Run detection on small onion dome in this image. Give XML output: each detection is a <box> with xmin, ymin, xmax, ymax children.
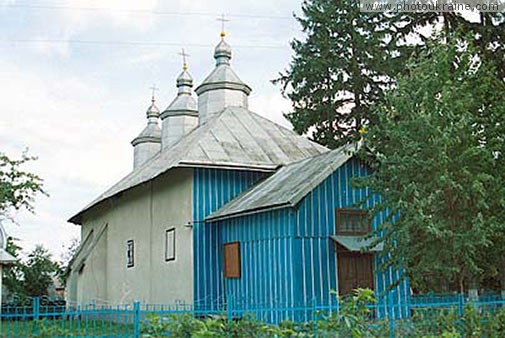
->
<box><xmin>131</xmin><ymin>99</ymin><xmax>162</xmax><ymax>146</ymax></box>
<box><xmin>161</xmin><ymin>68</ymin><xmax>198</xmax><ymax>119</ymax></box>
<box><xmin>195</xmin><ymin>37</ymin><xmax>251</xmax><ymax>97</ymax></box>
<box><xmin>214</xmin><ymin>38</ymin><xmax>232</xmax><ymax>65</ymax></box>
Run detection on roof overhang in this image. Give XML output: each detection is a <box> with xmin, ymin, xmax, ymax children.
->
<box><xmin>330</xmin><ymin>235</ymin><xmax>383</xmax><ymax>252</ymax></box>
<box><xmin>0</xmin><ymin>248</ymin><xmax>17</xmax><ymax>265</ymax></box>
<box><xmin>206</xmin><ymin>202</ymin><xmax>291</xmax><ymax>222</ymax></box>
<box><xmin>68</xmin><ymin>162</ymin><xmax>279</xmax><ymax>225</ymax></box>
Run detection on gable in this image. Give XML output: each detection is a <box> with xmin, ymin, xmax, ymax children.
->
<box><xmin>206</xmin><ymin>143</ymin><xmax>361</xmax><ymax>221</ymax></box>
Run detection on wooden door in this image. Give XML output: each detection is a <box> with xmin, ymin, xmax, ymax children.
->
<box><xmin>337</xmin><ymin>252</ymin><xmax>374</xmax><ymax>296</ymax></box>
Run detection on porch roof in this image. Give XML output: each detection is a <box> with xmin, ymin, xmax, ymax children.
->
<box><xmin>330</xmin><ymin>235</ymin><xmax>383</xmax><ymax>252</ymax></box>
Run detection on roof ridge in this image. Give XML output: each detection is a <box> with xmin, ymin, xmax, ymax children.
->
<box><xmin>69</xmin><ymin>107</ymin><xmax>328</xmax><ymax>225</ymax></box>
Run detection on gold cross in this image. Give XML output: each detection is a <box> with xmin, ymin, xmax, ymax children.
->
<box><xmin>217</xmin><ymin>13</ymin><xmax>229</xmax><ymax>38</ymax></box>
<box><xmin>178</xmin><ymin>48</ymin><xmax>190</xmax><ymax>71</ymax></box>
<box><xmin>149</xmin><ymin>84</ymin><xmax>159</xmax><ymax>102</ymax></box>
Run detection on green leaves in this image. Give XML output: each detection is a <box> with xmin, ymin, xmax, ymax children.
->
<box><xmin>359</xmin><ymin>34</ymin><xmax>505</xmax><ymax>292</ymax></box>
<box><xmin>0</xmin><ymin>151</ymin><xmax>46</xmax><ymax>217</ymax></box>
<box><xmin>3</xmin><ymin>240</ymin><xmax>60</xmax><ymax>299</ymax></box>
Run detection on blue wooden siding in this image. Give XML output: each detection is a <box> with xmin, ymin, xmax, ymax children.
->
<box><xmin>219</xmin><ymin>209</ymin><xmax>297</xmax><ymax>322</ymax></box>
<box><xmin>294</xmin><ymin>157</ymin><xmax>410</xmax><ymax>318</ymax></box>
<box><xmin>192</xmin><ymin>168</ymin><xmax>267</xmax><ymax>308</ymax></box>
<box><xmin>211</xmin><ymin>157</ymin><xmax>410</xmax><ymax>319</ymax></box>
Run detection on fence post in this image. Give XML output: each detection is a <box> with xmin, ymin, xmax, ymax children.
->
<box><xmin>132</xmin><ymin>301</ymin><xmax>141</xmax><ymax>338</ymax></box>
<box><xmin>227</xmin><ymin>292</ymin><xmax>233</xmax><ymax>322</ymax></box>
<box><xmin>33</xmin><ymin>297</ymin><xmax>40</xmax><ymax>321</ymax></box>
<box><xmin>457</xmin><ymin>293</ymin><xmax>465</xmax><ymax>336</ymax></box>
<box><xmin>458</xmin><ymin>293</ymin><xmax>464</xmax><ymax>316</ymax></box>
<box><xmin>312</xmin><ymin>299</ymin><xmax>318</xmax><ymax>338</ymax></box>
<box><xmin>387</xmin><ymin>294</ymin><xmax>395</xmax><ymax>338</ymax></box>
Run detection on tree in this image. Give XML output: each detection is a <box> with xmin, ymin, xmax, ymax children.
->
<box><xmin>276</xmin><ymin>1</ymin><xmax>504</xmax><ymax>149</ymax></box>
<box><xmin>275</xmin><ymin>0</ymin><xmax>403</xmax><ymax>148</ymax></box>
<box><xmin>57</xmin><ymin>237</ymin><xmax>80</xmax><ymax>286</ymax></box>
<box><xmin>3</xmin><ymin>237</ymin><xmax>25</xmax><ymax>297</ymax></box>
<box><xmin>358</xmin><ymin>35</ymin><xmax>505</xmax><ymax>293</ymax></box>
<box><xmin>22</xmin><ymin>245</ymin><xmax>59</xmax><ymax>297</ymax></box>
<box><xmin>0</xmin><ymin>152</ymin><xmax>46</xmax><ymax>219</ymax></box>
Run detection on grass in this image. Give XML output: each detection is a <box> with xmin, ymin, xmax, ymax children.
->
<box><xmin>0</xmin><ymin>318</ymin><xmax>133</xmax><ymax>337</ymax></box>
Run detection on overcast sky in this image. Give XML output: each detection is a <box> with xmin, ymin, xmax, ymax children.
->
<box><xmin>0</xmin><ymin>0</ymin><xmax>304</xmax><ymax>260</ymax></box>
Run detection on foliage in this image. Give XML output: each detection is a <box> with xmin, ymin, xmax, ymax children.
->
<box><xmin>3</xmin><ymin>236</ymin><xmax>25</xmax><ymax>296</ymax></box>
<box><xmin>57</xmin><ymin>237</ymin><xmax>80</xmax><ymax>286</ymax></box>
<box><xmin>3</xmin><ymin>290</ymin><xmax>505</xmax><ymax>337</ymax></box>
<box><xmin>357</xmin><ymin>34</ymin><xmax>505</xmax><ymax>292</ymax></box>
<box><xmin>22</xmin><ymin>245</ymin><xmax>59</xmax><ymax>297</ymax></box>
<box><xmin>142</xmin><ymin>289</ymin><xmax>378</xmax><ymax>337</ymax></box>
<box><xmin>0</xmin><ymin>152</ymin><xmax>45</xmax><ymax>218</ymax></box>
<box><xmin>3</xmin><ymin>241</ymin><xmax>60</xmax><ymax>299</ymax></box>
<box><xmin>317</xmin><ymin>288</ymin><xmax>377</xmax><ymax>337</ymax></box>
<box><xmin>141</xmin><ymin>313</ymin><xmax>172</xmax><ymax>337</ymax></box>
<box><xmin>140</xmin><ymin>289</ymin><xmax>505</xmax><ymax>337</ymax></box>
<box><xmin>277</xmin><ymin>1</ymin><xmax>504</xmax><ymax>150</ymax></box>
<box><xmin>31</xmin><ymin>319</ymin><xmax>71</xmax><ymax>338</ymax></box>
<box><xmin>274</xmin><ymin>0</ymin><xmax>403</xmax><ymax>148</ymax></box>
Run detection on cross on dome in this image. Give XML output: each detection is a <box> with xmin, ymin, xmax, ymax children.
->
<box><xmin>217</xmin><ymin>13</ymin><xmax>229</xmax><ymax>38</ymax></box>
<box><xmin>178</xmin><ymin>48</ymin><xmax>190</xmax><ymax>71</ymax></box>
<box><xmin>149</xmin><ymin>84</ymin><xmax>159</xmax><ymax>103</ymax></box>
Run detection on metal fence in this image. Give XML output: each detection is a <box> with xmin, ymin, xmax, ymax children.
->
<box><xmin>0</xmin><ymin>294</ymin><xmax>504</xmax><ymax>337</ymax></box>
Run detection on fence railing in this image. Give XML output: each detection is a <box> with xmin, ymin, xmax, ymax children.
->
<box><xmin>0</xmin><ymin>294</ymin><xmax>504</xmax><ymax>337</ymax></box>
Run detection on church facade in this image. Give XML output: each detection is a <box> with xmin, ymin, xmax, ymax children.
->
<box><xmin>66</xmin><ymin>34</ymin><xmax>409</xmax><ymax>317</ymax></box>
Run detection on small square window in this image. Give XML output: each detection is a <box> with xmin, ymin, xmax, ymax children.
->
<box><xmin>126</xmin><ymin>240</ymin><xmax>134</xmax><ymax>268</ymax></box>
<box><xmin>336</xmin><ymin>209</ymin><xmax>370</xmax><ymax>235</ymax></box>
<box><xmin>223</xmin><ymin>242</ymin><xmax>241</xmax><ymax>278</ymax></box>
<box><xmin>165</xmin><ymin>228</ymin><xmax>176</xmax><ymax>262</ymax></box>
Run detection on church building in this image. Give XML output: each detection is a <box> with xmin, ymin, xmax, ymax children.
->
<box><xmin>66</xmin><ymin>33</ymin><xmax>409</xmax><ymax>319</ymax></box>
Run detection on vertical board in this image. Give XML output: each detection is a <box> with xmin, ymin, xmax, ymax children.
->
<box><xmin>194</xmin><ymin>158</ymin><xmax>410</xmax><ymax>320</ymax></box>
<box><xmin>192</xmin><ymin>168</ymin><xmax>266</xmax><ymax>309</ymax></box>
<box><xmin>218</xmin><ymin>208</ymin><xmax>297</xmax><ymax>322</ymax></box>
<box><xmin>294</xmin><ymin>157</ymin><xmax>410</xmax><ymax>318</ymax></box>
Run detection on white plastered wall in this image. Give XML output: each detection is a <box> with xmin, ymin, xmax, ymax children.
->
<box><xmin>68</xmin><ymin>168</ymin><xmax>193</xmax><ymax>306</ymax></box>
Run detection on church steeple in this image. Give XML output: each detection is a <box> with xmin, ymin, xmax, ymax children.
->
<box><xmin>131</xmin><ymin>93</ymin><xmax>162</xmax><ymax>169</ymax></box>
<box><xmin>160</xmin><ymin>50</ymin><xmax>198</xmax><ymax>150</ymax></box>
<box><xmin>195</xmin><ymin>31</ymin><xmax>252</xmax><ymax>124</ymax></box>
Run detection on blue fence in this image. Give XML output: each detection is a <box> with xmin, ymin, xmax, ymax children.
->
<box><xmin>0</xmin><ymin>294</ymin><xmax>504</xmax><ymax>337</ymax></box>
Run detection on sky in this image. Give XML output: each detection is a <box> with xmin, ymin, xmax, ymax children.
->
<box><xmin>0</xmin><ymin>0</ymin><xmax>304</xmax><ymax>260</ymax></box>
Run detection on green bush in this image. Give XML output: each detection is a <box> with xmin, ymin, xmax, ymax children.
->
<box><xmin>140</xmin><ymin>290</ymin><xmax>505</xmax><ymax>338</ymax></box>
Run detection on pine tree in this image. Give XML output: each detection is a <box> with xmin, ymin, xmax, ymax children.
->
<box><xmin>275</xmin><ymin>0</ymin><xmax>402</xmax><ymax>148</ymax></box>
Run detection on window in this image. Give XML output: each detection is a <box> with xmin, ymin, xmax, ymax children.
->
<box><xmin>126</xmin><ymin>240</ymin><xmax>134</xmax><ymax>268</ymax></box>
<box><xmin>165</xmin><ymin>228</ymin><xmax>176</xmax><ymax>262</ymax></box>
<box><xmin>336</xmin><ymin>209</ymin><xmax>370</xmax><ymax>235</ymax></box>
<box><xmin>223</xmin><ymin>242</ymin><xmax>241</xmax><ymax>278</ymax></box>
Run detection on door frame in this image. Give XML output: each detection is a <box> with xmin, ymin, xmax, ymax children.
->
<box><xmin>336</xmin><ymin>244</ymin><xmax>375</xmax><ymax>296</ymax></box>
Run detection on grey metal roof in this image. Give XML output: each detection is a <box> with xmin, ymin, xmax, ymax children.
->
<box><xmin>330</xmin><ymin>235</ymin><xmax>383</xmax><ymax>252</ymax></box>
<box><xmin>0</xmin><ymin>248</ymin><xmax>17</xmax><ymax>265</ymax></box>
<box><xmin>206</xmin><ymin>143</ymin><xmax>360</xmax><ymax>221</ymax></box>
<box><xmin>69</xmin><ymin>106</ymin><xmax>327</xmax><ymax>224</ymax></box>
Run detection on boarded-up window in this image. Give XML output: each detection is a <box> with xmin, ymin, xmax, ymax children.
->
<box><xmin>223</xmin><ymin>242</ymin><xmax>241</xmax><ymax>278</ymax></box>
<box><xmin>336</xmin><ymin>209</ymin><xmax>370</xmax><ymax>235</ymax></box>
<box><xmin>165</xmin><ymin>228</ymin><xmax>175</xmax><ymax>262</ymax></box>
<box><xmin>126</xmin><ymin>240</ymin><xmax>134</xmax><ymax>268</ymax></box>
